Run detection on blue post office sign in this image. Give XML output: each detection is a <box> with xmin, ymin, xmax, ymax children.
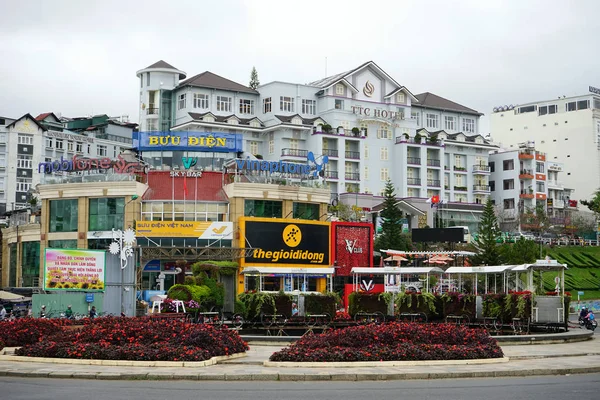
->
<box><xmin>85</xmin><ymin>293</ymin><xmax>94</xmax><ymax>303</ymax></box>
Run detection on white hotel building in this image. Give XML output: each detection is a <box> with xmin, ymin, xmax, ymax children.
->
<box><xmin>490</xmin><ymin>90</ymin><xmax>600</xmax><ymax>206</ymax></box>
<box><xmin>136</xmin><ymin>60</ymin><xmax>497</xmax><ymax>232</ymax></box>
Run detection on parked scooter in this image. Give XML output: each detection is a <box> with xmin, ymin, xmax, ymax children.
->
<box><xmin>583</xmin><ymin>310</ymin><xmax>597</xmax><ymax>331</ymax></box>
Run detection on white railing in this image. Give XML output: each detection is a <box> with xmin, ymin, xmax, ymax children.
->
<box><xmin>547</xmin><ymin>180</ymin><xmax>564</xmax><ymax>189</ymax></box>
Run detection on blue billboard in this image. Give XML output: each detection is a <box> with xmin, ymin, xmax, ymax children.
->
<box><xmin>134</xmin><ymin>131</ymin><xmax>243</xmax><ymax>153</ymax></box>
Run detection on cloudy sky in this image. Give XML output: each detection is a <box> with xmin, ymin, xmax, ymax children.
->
<box><xmin>0</xmin><ymin>0</ymin><xmax>598</xmax><ymax>133</ymax></box>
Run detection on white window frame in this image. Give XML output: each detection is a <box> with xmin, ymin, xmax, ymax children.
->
<box><xmin>426</xmin><ymin>114</ymin><xmax>438</xmax><ymax>129</ymax></box>
<box><xmin>269</xmin><ymin>140</ymin><xmax>274</xmax><ymax>154</ymax></box>
<box><xmin>98</xmin><ymin>145</ymin><xmax>107</xmax><ymax>157</ymax></box>
<box><xmin>193</xmin><ymin>93</ymin><xmax>209</xmax><ymax>109</ymax></box>
<box><xmin>67</xmin><ymin>141</ymin><xmax>74</xmax><ymax>152</ymax></box>
<box><xmin>396</xmin><ymin>92</ymin><xmax>405</xmax><ymax>103</ymax></box>
<box><xmin>411</xmin><ymin>111</ymin><xmax>420</xmax><ymax>126</ymax></box>
<box><xmin>263</xmin><ymin>97</ymin><xmax>272</xmax><ymax>113</ymax></box>
<box><xmin>380</xmin><ymin>168</ymin><xmax>389</xmax><ymax>182</ymax></box>
<box><xmin>280</xmin><ymin>96</ymin><xmax>294</xmax><ymax>112</ymax></box>
<box><xmin>302</xmin><ymin>99</ymin><xmax>316</xmax><ymax>115</ymax></box>
<box><xmin>335</xmin><ymin>84</ymin><xmax>344</xmax><ymax>95</ymax></box>
<box><xmin>380</xmin><ymin>147</ymin><xmax>388</xmax><ymax>160</ymax></box>
<box><xmin>462</xmin><ymin>118</ymin><xmax>475</xmax><ymax>133</ymax></box>
<box><xmin>76</xmin><ymin>142</ymin><xmax>83</xmax><ymax>153</ymax></box>
<box><xmin>45</xmin><ymin>138</ymin><xmax>53</xmax><ymax>148</ymax></box>
<box><xmin>17</xmin><ymin>155</ymin><xmax>32</xmax><ymax>169</ymax></box>
<box><xmin>16</xmin><ymin>178</ymin><xmax>32</xmax><ymax>193</ymax></box>
<box><xmin>249</xmin><ymin>141</ymin><xmax>258</xmax><ymax>155</ymax></box>
<box><xmin>178</xmin><ymin>93</ymin><xmax>186</xmax><ymax>110</ymax></box>
<box><xmin>377</xmin><ymin>126</ymin><xmax>390</xmax><ymax>139</ymax></box>
<box><xmin>444</xmin><ymin>116</ymin><xmax>455</xmax><ymax>131</ymax></box>
<box><xmin>216</xmin><ymin>96</ymin><xmax>232</xmax><ymax>112</ymax></box>
<box><xmin>239</xmin><ymin>99</ymin><xmax>254</xmax><ymax>114</ymax></box>
<box><xmin>18</xmin><ymin>135</ymin><xmax>33</xmax><ymax>145</ymax></box>
<box><xmin>364</xmin><ymin>144</ymin><xmax>369</xmax><ymax>159</ymax></box>
<box><xmin>56</xmin><ymin>139</ymin><xmax>64</xmax><ymax>150</ymax></box>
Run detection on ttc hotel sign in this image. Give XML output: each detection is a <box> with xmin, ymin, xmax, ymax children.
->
<box><xmin>240</xmin><ymin>218</ymin><xmax>330</xmax><ymax>267</ymax></box>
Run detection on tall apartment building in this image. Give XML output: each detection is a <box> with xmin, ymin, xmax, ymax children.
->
<box><xmin>489</xmin><ymin>142</ymin><xmax>574</xmax><ymax>231</ymax></box>
<box><xmin>490</xmin><ymin>89</ymin><xmax>600</xmax><ymax>205</ymax></box>
<box><xmin>0</xmin><ymin>112</ymin><xmax>137</xmax><ymax>215</ymax></box>
<box><xmin>136</xmin><ymin>60</ymin><xmax>496</xmax><ymax>232</ymax></box>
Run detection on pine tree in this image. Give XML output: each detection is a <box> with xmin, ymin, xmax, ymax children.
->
<box><xmin>375</xmin><ymin>180</ymin><xmax>410</xmax><ymax>251</ymax></box>
<box><xmin>472</xmin><ymin>198</ymin><xmax>502</xmax><ymax>266</ymax></box>
<box><xmin>249</xmin><ymin>67</ymin><xmax>260</xmax><ymax>90</ymax></box>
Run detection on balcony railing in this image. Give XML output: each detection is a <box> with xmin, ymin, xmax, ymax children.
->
<box><xmin>519</xmin><ymin>191</ymin><xmax>534</xmax><ymax>199</ymax></box>
<box><xmin>281</xmin><ymin>148</ymin><xmax>308</xmax><ymax>157</ymax></box>
<box><xmin>407</xmin><ymin>178</ymin><xmax>421</xmax><ymax>186</ymax></box>
<box><xmin>322</xmin><ymin>149</ymin><xmax>339</xmax><ymax>158</ymax></box>
<box><xmin>547</xmin><ymin>180</ymin><xmax>564</xmax><ymax>189</ymax></box>
<box><xmin>454</xmin><ymin>186</ymin><xmax>468</xmax><ymax>192</ymax></box>
<box><xmin>472</xmin><ymin>164</ymin><xmax>491</xmax><ymax>173</ymax></box>
<box><xmin>345</xmin><ymin>151</ymin><xmax>360</xmax><ymax>159</ymax></box>
<box><xmin>427</xmin><ymin>159</ymin><xmax>441</xmax><ymax>167</ymax></box>
<box><xmin>407</xmin><ymin>157</ymin><xmax>421</xmax><ymax>165</ymax></box>
<box><xmin>518</xmin><ymin>151</ymin><xmax>534</xmax><ymax>159</ymax></box>
<box><xmin>473</xmin><ymin>185</ymin><xmax>490</xmax><ymax>192</ymax></box>
<box><xmin>427</xmin><ymin>179</ymin><xmax>441</xmax><ymax>187</ymax></box>
<box><xmin>324</xmin><ymin>170</ymin><xmax>338</xmax><ymax>179</ymax></box>
<box><xmin>453</xmin><ymin>166</ymin><xmax>467</xmax><ymax>172</ymax></box>
<box><xmin>345</xmin><ymin>172</ymin><xmax>360</xmax><ymax>181</ymax></box>
<box><xmin>146</xmin><ymin>108</ymin><xmax>159</xmax><ymax>115</ymax></box>
<box><xmin>519</xmin><ymin>169</ymin><xmax>534</xmax><ymax>178</ymax></box>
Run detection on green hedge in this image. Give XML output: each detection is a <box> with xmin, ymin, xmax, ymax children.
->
<box><xmin>348</xmin><ymin>292</ymin><xmax>388</xmax><ymax>315</ymax></box>
<box><xmin>304</xmin><ymin>293</ymin><xmax>339</xmax><ymax>316</ymax></box>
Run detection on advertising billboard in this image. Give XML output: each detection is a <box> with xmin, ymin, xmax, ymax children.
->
<box><xmin>411</xmin><ymin>228</ymin><xmax>464</xmax><ymax>243</ymax></box>
<box><xmin>133</xmin><ymin>131</ymin><xmax>243</xmax><ymax>152</ymax></box>
<box><xmin>135</xmin><ymin>221</ymin><xmax>233</xmax><ymax>239</ymax></box>
<box><xmin>332</xmin><ymin>222</ymin><xmax>373</xmax><ymax>276</ymax></box>
<box><xmin>240</xmin><ymin>217</ymin><xmax>330</xmax><ymax>267</ymax></box>
<box><xmin>44</xmin><ymin>249</ymin><xmax>106</xmax><ymax>291</ymax></box>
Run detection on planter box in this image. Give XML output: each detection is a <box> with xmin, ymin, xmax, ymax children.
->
<box><xmin>349</xmin><ymin>293</ymin><xmax>387</xmax><ymax>315</ymax></box>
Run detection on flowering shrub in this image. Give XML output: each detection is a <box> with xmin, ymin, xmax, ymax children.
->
<box><xmin>334</xmin><ymin>311</ymin><xmax>352</xmax><ymax>322</ymax></box>
<box><xmin>15</xmin><ymin>317</ymin><xmax>248</xmax><ymax>362</ymax></box>
<box><xmin>269</xmin><ymin>322</ymin><xmax>503</xmax><ymax>362</ymax></box>
<box><xmin>0</xmin><ymin>318</ymin><xmax>73</xmax><ymax>347</ymax></box>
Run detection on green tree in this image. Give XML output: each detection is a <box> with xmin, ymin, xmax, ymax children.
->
<box><xmin>472</xmin><ymin>198</ymin><xmax>501</xmax><ymax>266</ymax></box>
<box><xmin>249</xmin><ymin>66</ymin><xmax>260</xmax><ymax>90</ymax></box>
<box><xmin>328</xmin><ymin>202</ymin><xmax>355</xmax><ymax>221</ymax></box>
<box><xmin>580</xmin><ymin>190</ymin><xmax>600</xmax><ymax>214</ymax></box>
<box><xmin>375</xmin><ymin>180</ymin><xmax>411</xmax><ymax>251</ymax></box>
<box><xmin>499</xmin><ymin>238</ymin><xmax>543</xmax><ymax>264</ymax></box>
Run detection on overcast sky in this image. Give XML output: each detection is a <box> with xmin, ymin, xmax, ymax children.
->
<box><xmin>0</xmin><ymin>0</ymin><xmax>598</xmax><ymax>133</ymax></box>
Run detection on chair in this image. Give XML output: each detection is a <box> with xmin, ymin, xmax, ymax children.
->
<box><xmin>151</xmin><ymin>301</ymin><xmax>163</xmax><ymax>313</ymax></box>
<box><xmin>172</xmin><ymin>300</ymin><xmax>186</xmax><ymax>313</ymax></box>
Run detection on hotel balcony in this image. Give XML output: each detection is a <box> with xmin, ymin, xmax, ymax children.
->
<box><xmin>407</xmin><ymin>178</ymin><xmax>421</xmax><ymax>186</ymax></box>
<box><xmin>536</xmin><ymin>193</ymin><xmax>547</xmax><ymax>200</ymax></box>
<box><xmin>519</xmin><ymin>169</ymin><xmax>534</xmax><ymax>179</ymax></box>
<box><xmin>322</xmin><ymin>149</ymin><xmax>339</xmax><ymax>158</ymax></box>
<box><xmin>427</xmin><ymin>179</ymin><xmax>441</xmax><ymax>187</ymax></box>
<box><xmin>518</xmin><ymin>151</ymin><xmax>534</xmax><ymax>160</ymax></box>
<box><xmin>427</xmin><ymin>159</ymin><xmax>441</xmax><ymax>167</ymax></box>
<box><xmin>407</xmin><ymin>157</ymin><xmax>421</xmax><ymax>165</ymax></box>
<box><xmin>472</xmin><ymin>164</ymin><xmax>491</xmax><ymax>174</ymax></box>
<box><xmin>345</xmin><ymin>172</ymin><xmax>360</xmax><ymax>181</ymax></box>
<box><xmin>453</xmin><ymin>166</ymin><xmax>468</xmax><ymax>173</ymax></box>
<box><xmin>548</xmin><ymin>199</ymin><xmax>565</xmax><ymax>209</ymax></box>
<box><xmin>345</xmin><ymin>150</ymin><xmax>360</xmax><ymax>160</ymax></box>
<box><xmin>146</xmin><ymin>107</ymin><xmax>159</xmax><ymax>115</ymax></box>
<box><xmin>519</xmin><ymin>190</ymin><xmax>534</xmax><ymax>199</ymax></box>
<box><xmin>473</xmin><ymin>184</ymin><xmax>491</xmax><ymax>193</ymax></box>
<box><xmin>324</xmin><ymin>170</ymin><xmax>338</xmax><ymax>179</ymax></box>
<box><xmin>547</xmin><ymin>180</ymin><xmax>564</xmax><ymax>190</ymax></box>
<box><xmin>281</xmin><ymin>148</ymin><xmax>308</xmax><ymax>159</ymax></box>
<box><xmin>454</xmin><ymin>186</ymin><xmax>468</xmax><ymax>192</ymax></box>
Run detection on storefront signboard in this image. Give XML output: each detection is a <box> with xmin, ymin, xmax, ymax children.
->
<box><xmin>44</xmin><ymin>249</ymin><xmax>106</xmax><ymax>292</ymax></box>
<box><xmin>134</xmin><ymin>131</ymin><xmax>243</xmax><ymax>152</ymax></box>
<box><xmin>332</xmin><ymin>222</ymin><xmax>373</xmax><ymax>276</ymax></box>
<box><xmin>234</xmin><ymin>152</ymin><xmax>327</xmax><ymax>177</ymax></box>
<box><xmin>38</xmin><ymin>154</ymin><xmax>143</xmax><ymax>174</ymax></box>
<box><xmin>240</xmin><ymin>218</ymin><xmax>331</xmax><ymax>267</ymax></box>
<box><xmin>136</xmin><ymin>221</ymin><xmax>233</xmax><ymax>239</ymax></box>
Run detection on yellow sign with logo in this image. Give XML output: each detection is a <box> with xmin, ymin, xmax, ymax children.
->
<box><xmin>136</xmin><ymin>221</ymin><xmax>233</xmax><ymax>239</ymax></box>
<box><xmin>239</xmin><ymin>217</ymin><xmax>331</xmax><ymax>267</ymax></box>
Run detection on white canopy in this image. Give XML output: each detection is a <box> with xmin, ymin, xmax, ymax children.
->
<box><xmin>381</xmin><ymin>250</ymin><xmax>476</xmax><ymax>256</ymax></box>
<box><xmin>445</xmin><ymin>265</ymin><xmax>518</xmax><ymax>274</ymax></box>
<box><xmin>351</xmin><ymin>267</ymin><xmax>444</xmax><ymax>275</ymax></box>
<box><xmin>241</xmin><ymin>267</ymin><xmax>335</xmax><ymax>275</ymax></box>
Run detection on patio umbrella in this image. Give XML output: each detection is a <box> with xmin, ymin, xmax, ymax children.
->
<box><xmin>384</xmin><ymin>255</ymin><xmax>408</xmax><ymax>262</ymax></box>
<box><xmin>0</xmin><ymin>290</ymin><xmax>30</xmax><ymax>302</ymax></box>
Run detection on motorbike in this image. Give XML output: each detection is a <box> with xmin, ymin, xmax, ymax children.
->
<box><xmin>582</xmin><ymin>311</ymin><xmax>597</xmax><ymax>331</ymax></box>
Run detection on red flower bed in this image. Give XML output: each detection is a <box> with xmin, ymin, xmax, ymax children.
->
<box><xmin>269</xmin><ymin>322</ymin><xmax>503</xmax><ymax>362</ymax></box>
<box><xmin>14</xmin><ymin>317</ymin><xmax>248</xmax><ymax>362</ymax></box>
<box><xmin>0</xmin><ymin>318</ymin><xmax>74</xmax><ymax>347</ymax></box>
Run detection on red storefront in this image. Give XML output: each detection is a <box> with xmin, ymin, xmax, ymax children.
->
<box><xmin>330</xmin><ymin>222</ymin><xmax>375</xmax><ymax>308</ymax></box>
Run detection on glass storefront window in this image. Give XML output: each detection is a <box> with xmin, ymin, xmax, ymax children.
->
<box><xmin>88</xmin><ymin>239</ymin><xmax>113</xmax><ymax>250</ymax></box>
<box><xmin>48</xmin><ymin>240</ymin><xmax>78</xmax><ymax>249</ymax></box>
<box><xmin>244</xmin><ymin>200</ymin><xmax>282</xmax><ymax>218</ymax></box>
<box><xmin>89</xmin><ymin>198</ymin><xmax>124</xmax><ymax>231</ymax></box>
<box><xmin>21</xmin><ymin>241</ymin><xmax>40</xmax><ymax>287</ymax></box>
<box><xmin>49</xmin><ymin>199</ymin><xmax>78</xmax><ymax>232</ymax></box>
<box><xmin>293</xmin><ymin>202</ymin><xmax>320</xmax><ymax>220</ymax></box>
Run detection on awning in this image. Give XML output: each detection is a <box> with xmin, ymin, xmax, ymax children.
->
<box><xmin>445</xmin><ymin>266</ymin><xmax>518</xmax><ymax>274</ymax></box>
<box><xmin>351</xmin><ymin>267</ymin><xmax>444</xmax><ymax>275</ymax></box>
<box><xmin>0</xmin><ymin>290</ymin><xmax>31</xmax><ymax>302</ymax></box>
<box><xmin>241</xmin><ymin>267</ymin><xmax>335</xmax><ymax>275</ymax></box>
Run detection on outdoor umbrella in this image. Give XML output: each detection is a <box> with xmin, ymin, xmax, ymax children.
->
<box><xmin>0</xmin><ymin>290</ymin><xmax>31</xmax><ymax>302</ymax></box>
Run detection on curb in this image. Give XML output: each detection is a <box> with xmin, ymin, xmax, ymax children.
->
<box><xmin>0</xmin><ymin>352</ymin><xmax>247</xmax><ymax>367</ymax></box>
<box><xmin>2</xmin><ymin>365</ymin><xmax>600</xmax><ymax>381</ymax></box>
<box><xmin>264</xmin><ymin>357</ymin><xmax>510</xmax><ymax>368</ymax></box>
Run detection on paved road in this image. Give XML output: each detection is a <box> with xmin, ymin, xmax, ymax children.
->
<box><xmin>2</xmin><ymin>374</ymin><xmax>599</xmax><ymax>400</ymax></box>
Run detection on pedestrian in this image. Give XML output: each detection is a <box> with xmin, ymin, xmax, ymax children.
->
<box><xmin>0</xmin><ymin>305</ymin><xmax>6</xmax><ymax>320</ymax></box>
<box><xmin>65</xmin><ymin>305</ymin><xmax>73</xmax><ymax>319</ymax></box>
<box><xmin>89</xmin><ymin>305</ymin><xmax>97</xmax><ymax>319</ymax></box>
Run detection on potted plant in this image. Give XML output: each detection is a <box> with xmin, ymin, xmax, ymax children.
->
<box><xmin>414</xmin><ymin>133</ymin><xmax>422</xmax><ymax>143</ymax></box>
<box><xmin>322</xmin><ymin>124</ymin><xmax>332</xmax><ymax>133</ymax></box>
<box><xmin>352</xmin><ymin>127</ymin><xmax>360</xmax><ymax>136</ymax></box>
<box><xmin>428</xmin><ymin>134</ymin><xmax>438</xmax><ymax>145</ymax></box>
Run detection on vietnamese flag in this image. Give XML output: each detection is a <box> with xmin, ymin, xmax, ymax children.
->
<box><xmin>183</xmin><ymin>175</ymin><xmax>188</xmax><ymax>197</ymax></box>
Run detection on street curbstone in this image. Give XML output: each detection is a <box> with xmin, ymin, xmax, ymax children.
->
<box><xmin>330</xmin><ymin>374</ymin><xmax>357</xmax><ymax>381</ymax></box>
<box><xmin>96</xmin><ymin>373</ymin><xmax>123</xmax><ymax>380</ymax></box>
<box><xmin>197</xmin><ymin>374</ymin><xmax>225</xmax><ymax>381</ymax></box>
<box><xmin>251</xmin><ymin>374</ymin><xmax>279</xmax><ymax>381</ymax></box>
<box><xmin>278</xmin><ymin>374</ymin><xmax>306</xmax><ymax>381</ymax></box>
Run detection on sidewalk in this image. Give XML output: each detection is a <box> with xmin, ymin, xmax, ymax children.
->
<box><xmin>0</xmin><ymin>331</ymin><xmax>598</xmax><ymax>381</ymax></box>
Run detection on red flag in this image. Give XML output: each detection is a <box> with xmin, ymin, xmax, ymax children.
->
<box><xmin>183</xmin><ymin>175</ymin><xmax>188</xmax><ymax>197</ymax></box>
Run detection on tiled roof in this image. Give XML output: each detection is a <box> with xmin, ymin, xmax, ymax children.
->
<box><xmin>178</xmin><ymin>71</ymin><xmax>258</xmax><ymax>94</ymax></box>
<box><xmin>414</xmin><ymin>92</ymin><xmax>482</xmax><ymax>115</ymax></box>
<box><xmin>143</xmin><ymin>60</ymin><xmax>186</xmax><ymax>79</ymax></box>
<box><xmin>143</xmin><ymin>171</ymin><xmax>228</xmax><ymax>202</ymax></box>
<box><xmin>35</xmin><ymin>112</ymin><xmax>53</xmax><ymax>121</ymax></box>
<box><xmin>5</xmin><ymin>113</ymin><xmax>46</xmax><ymax>131</ymax></box>
<box><xmin>188</xmin><ymin>112</ymin><xmax>263</xmax><ymax>127</ymax></box>
<box><xmin>274</xmin><ymin>114</ymin><xmax>324</xmax><ymax>125</ymax></box>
